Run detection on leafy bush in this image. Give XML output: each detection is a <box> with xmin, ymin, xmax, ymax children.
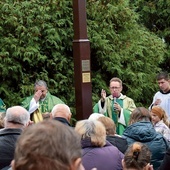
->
<box><xmin>0</xmin><ymin>0</ymin><xmax>168</xmax><ymax>118</ymax></box>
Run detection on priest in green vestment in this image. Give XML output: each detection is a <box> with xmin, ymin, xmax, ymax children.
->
<box><xmin>21</xmin><ymin>80</ymin><xmax>64</xmax><ymax>123</ymax></box>
<box><xmin>93</xmin><ymin>77</ymin><xmax>136</xmax><ymax>135</ymax></box>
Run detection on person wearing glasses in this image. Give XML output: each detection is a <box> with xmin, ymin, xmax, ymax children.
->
<box><xmin>93</xmin><ymin>77</ymin><xmax>136</xmax><ymax>135</ymax></box>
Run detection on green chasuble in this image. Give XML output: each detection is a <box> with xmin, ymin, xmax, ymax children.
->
<box><xmin>21</xmin><ymin>92</ymin><xmax>64</xmax><ymax>122</ymax></box>
<box><xmin>108</xmin><ymin>98</ymin><xmax>123</xmax><ymax>133</ymax></box>
<box><xmin>0</xmin><ymin>98</ymin><xmax>6</xmax><ymax>113</ymax></box>
<box><xmin>93</xmin><ymin>94</ymin><xmax>136</xmax><ymax>135</ymax></box>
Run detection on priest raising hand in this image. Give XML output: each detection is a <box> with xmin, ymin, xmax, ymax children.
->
<box><xmin>93</xmin><ymin>77</ymin><xmax>136</xmax><ymax>135</ymax></box>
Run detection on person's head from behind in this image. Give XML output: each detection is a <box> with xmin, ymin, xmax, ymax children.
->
<box><xmin>109</xmin><ymin>77</ymin><xmax>123</xmax><ymax>97</ymax></box>
<box><xmin>4</xmin><ymin>106</ymin><xmax>30</xmax><ymax>128</ymax></box>
<box><xmin>75</xmin><ymin>119</ymin><xmax>106</xmax><ymax>147</ymax></box>
<box><xmin>12</xmin><ymin>120</ymin><xmax>84</xmax><ymax>170</ymax></box>
<box><xmin>129</xmin><ymin>107</ymin><xmax>151</xmax><ymax>125</ymax></box>
<box><xmin>122</xmin><ymin>142</ymin><xmax>151</xmax><ymax>170</ymax></box>
<box><xmin>34</xmin><ymin>80</ymin><xmax>48</xmax><ymax>99</ymax></box>
<box><xmin>98</xmin><ymin>116</ymin><xmax>116</xmax><ymax>135</ymax></box>
<box><xmin>51</xmin><ymin>104</ymin><xmax>72</xmax><ymax>123</ymax></box>
<box><xmin>88</xmin><ymin>113</ymin><xmax>105</xmax><ymax>121</ymax></box>
<box><xmin>156</xmin><ymin>71</ymin><xmax>170</xmax><ymax>93</ymax></box>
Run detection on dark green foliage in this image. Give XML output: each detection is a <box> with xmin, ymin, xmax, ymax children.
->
<box><xmin>87</xmin><ymin>0</ymin><xmax>166</xmax><ymax>106</ymax></box>
<box><xmin>0</xmin><ymin>0</ymin><xmax>168</xmax><ymax>118</ymax></box>
<box><xmin>0</xmin><ymin>0</ymin><xmax>75</xmax><ymax>109</ymax></box>
<box><xmin>129</xmin><ymin>0</ymin><xmax>170</xmax><ymax>71</ymax></box>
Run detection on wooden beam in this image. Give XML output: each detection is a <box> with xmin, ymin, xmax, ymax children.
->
<box><xmin>72</xmin><ymin>0</ymin><xmax>92</xmax><ymax>120</ymax></box>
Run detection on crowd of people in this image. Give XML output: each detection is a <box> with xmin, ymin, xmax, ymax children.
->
<box><xmin>0</xmin><ymin>71</ymin><xmax>170</xmax><ymax>170</ymax></box>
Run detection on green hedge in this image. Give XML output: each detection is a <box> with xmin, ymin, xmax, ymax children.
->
<box><xmin>0</xmin><ymin>0</ymin><xmax>168</xmax><ymax>117</ymax></box>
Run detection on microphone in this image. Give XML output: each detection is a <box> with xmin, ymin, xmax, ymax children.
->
<box><xmin>113</xmin><ymin>92</ymin><xmax>118</xmax><ymax>111</ymax></box>
<box><xmin>113</xmin><ymin>92</ymin><xmax>118</xmax><ymax>102</ymax></box>
<box><xmin>113</xmin><ymin>97</ymin><xmax>117</xmax><ymax>111</ymax></box>
<box><xmin>114</xmin><ymin>97</ymin><xmax>116</xmax><ymax>103</ymax></box>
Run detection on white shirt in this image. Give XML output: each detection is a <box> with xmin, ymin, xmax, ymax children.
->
<box><xmin>28</xmin><ymin>98</ymin><xmax>39</xmax><ymax>114</ymax></box>
<box><xmin>151</xmin><ymin>91</ymin><xmax>170</xmax><ymax>119</ymax></box>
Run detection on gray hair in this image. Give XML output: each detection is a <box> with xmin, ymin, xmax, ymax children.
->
<box><xmin>34</xmin><ymin>80</ymin><xmax>48</xmax><ymax>89</ymax></box>
<box><xmin>110</xmin><ymin>77</ymin><xmax>123</xmax><ymax>86</ymax></box>
<box><xmin>75</xmin><ymin>120</ymin><xmax>106</xmax><ymax>147</ymax></box>
<box><xmin>5</xmin><ymin>106</ymin><xmax>30</xmax><ymax>126</ymax></box>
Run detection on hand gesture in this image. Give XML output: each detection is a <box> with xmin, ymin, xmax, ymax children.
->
<box><xmin>27</xmin><ymin>120</ymin><xmax>34</xmax><ymax>126</ymax></box>
<box><xmin>154</xmin><ymin>99</ymin><xmax>161</xmax><ymax>105</ymax></box>
<box><xmin>113</xmin><ymin>102</ymin><xmax>121</xmax><ymax>113</ymax></box>
<box><xmin>34</xmin><ymin>90</ymin><xmax>42</xmax><ymax>102</ymax></box>
<box><xmin>145</xmin><ymin>164</ymin><xmax>153</xmax><ymax>170</ymax></box>
<box><xmin>101</xmin><ymin>89</ymin><xmax>106</xmax><ymax>102</ymax></box>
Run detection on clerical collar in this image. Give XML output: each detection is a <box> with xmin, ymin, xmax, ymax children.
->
<box><xmin>160</xmin><ymin>89</ymin><xmax>170</xmax><ymax>94</ymax></box>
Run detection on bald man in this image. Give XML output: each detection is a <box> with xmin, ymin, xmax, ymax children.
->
<box><xmin>0</xmin><ymin>106</ymin><xmax>30</xmax><ymax>169</ymax></box>
<box><xmin>50</xmin><ymin>104</ymin><xmax>72</xmax><ymax>126</ymax></box>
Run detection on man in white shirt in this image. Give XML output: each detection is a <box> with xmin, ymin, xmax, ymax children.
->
<box><xmin>150</xmin><ymin>71</ymin><xmax>170</xmax><ymax>119</ymax></box>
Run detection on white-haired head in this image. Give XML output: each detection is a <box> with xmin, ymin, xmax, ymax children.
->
<box><xmin>88</xmin><ymin>113</ymin><xmax>105</xmax><ymax>121</ymax></box>
<box><xmin>51</xmin><ymin>104</ymin><xmax>72</xmax><ymax>122</ymax></box>
<box><xmin>5</xmin><ymin>106</ymin><xmax>30</xmax><ymax>127</ymax></box>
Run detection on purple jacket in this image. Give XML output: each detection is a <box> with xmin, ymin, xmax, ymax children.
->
<box><xmin>81</xmin><ymin>139</ymin><xmax>124</xmax><ymax>170</ymax></box>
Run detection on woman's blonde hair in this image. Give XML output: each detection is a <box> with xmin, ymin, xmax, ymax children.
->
<box><xmin>75</xmin><ymin>120</ymin><xmax>106</xmax><ymax>147</ymax></box>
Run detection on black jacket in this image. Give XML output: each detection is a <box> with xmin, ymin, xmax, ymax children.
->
<box><xmin>53</xmin><ymin>117</ymin><xmax>71</xmax><ymax>126</ymax></box>
<box><xmin>106</xmin><ymin>135</ymin><xmax>128</xmax><ymax>153</ymax></box>
<box><xmin>158</xmin><ymin>146</ymin><xmax>170</xmax><ymax>170</ymax></box>
<box><xmin>0</xmin><ymin>128</ymin><xmax>22</xmax><ymax>169</ymax></box>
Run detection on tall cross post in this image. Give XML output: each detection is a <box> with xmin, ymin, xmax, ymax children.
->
<box><xmin>72</xmin><ymin>0</ymin><xmax>92</xmax><ymax>120</ymax></box>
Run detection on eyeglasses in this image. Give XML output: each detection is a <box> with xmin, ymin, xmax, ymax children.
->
<box><xmin>110</xmin><ymin>86</ymin><xmax>121</xmax><ymax>90</ymax></box>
